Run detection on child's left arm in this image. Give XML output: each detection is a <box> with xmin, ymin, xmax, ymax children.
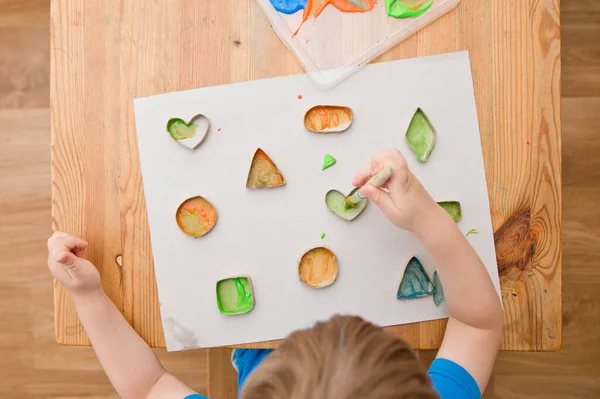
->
<box><xmin>47</xmin><ymin>232</ymin><xmax>198</xmax><ymax>399</ymax></box>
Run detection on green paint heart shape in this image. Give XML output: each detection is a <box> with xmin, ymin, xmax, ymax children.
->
<box><xmin>166</xmin><ymin>114</ymin><xmax>210</xmax><ymax>150</ymax></box>
<box><xmin>325</xmin><ymin>188</ymin><xmax>368</xmax><ymax>222</ymax></box>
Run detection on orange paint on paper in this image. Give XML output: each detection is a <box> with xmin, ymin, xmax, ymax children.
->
<box><xmin>246</xmin><ymin>148</ymin><xmax>286</xmax><ymax>188</ymax></box>
<box><xmin>293</xmin><ymin>0</ymin><xmax>377</xmax><ymax>37</ymax></box>
<box><xmin>298</xmin><ymin>247</ymin><xmax>338</xmax><ymax>288</ymax></box>
<box><xmin>304</xmin><ymin>105</ymin><xmax>353</xmax><ymax>133</ymax></box>
<box><xmin>218</xmin><ymin>128</ymin><xmax>222</xmax><ymax>132</ymax></box>
<box><xmin>176</xmin><ymin>196</ymin><xmax>218</xmax><ymax>238</ymax></box>
<box><xmin>298</xmin><ymin>94</ymin><xmax>303</xmax><ymax>99</ymax></box>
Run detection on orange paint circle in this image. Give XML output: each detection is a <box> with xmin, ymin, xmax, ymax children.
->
<box><xmin>176</xmin><ymin>196</ymin><xmax>218</xmax><ymax>238</ymax></box>
<box><xmin>297</xmin><ymin>94</ymin><xmax>303</xmax><ymax>99</ymax></box>
<box><xmin>298</xmin><ymin>247</ymin><xmax>338</xmax><ymax>288</ymax></box>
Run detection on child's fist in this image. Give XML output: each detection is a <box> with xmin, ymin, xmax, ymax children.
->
<box><xmin>47</xmin><ymin>232</ymin><xmax>102</xmax><ymax>297</ymax></box>
<box><xmin>352</xmin><ymin>149</ymin><xmax>441</xmax><ymax>232</ymax></box>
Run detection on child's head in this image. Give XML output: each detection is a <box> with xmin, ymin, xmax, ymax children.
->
<box><xmin>242</xmin><ymin>315</ymin><xmax>438</xmax><ymax>398</ymax></box>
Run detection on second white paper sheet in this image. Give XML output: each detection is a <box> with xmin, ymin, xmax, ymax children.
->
<box><xmin>134</xmin><ymin>51</ymin><xmax>500</xmax><ymax>350</ymax></box>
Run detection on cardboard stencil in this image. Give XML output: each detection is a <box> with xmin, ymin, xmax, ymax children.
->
<box><xmin>134</xmin><ymin>51</ymin><xmax>500</xmax><ymax>351</ymax></box>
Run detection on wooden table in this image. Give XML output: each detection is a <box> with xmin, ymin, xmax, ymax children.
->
<box><xmin>51</xmin><ymin>0</ymin><xmax>561</xmax><ymax>396</ymax></box>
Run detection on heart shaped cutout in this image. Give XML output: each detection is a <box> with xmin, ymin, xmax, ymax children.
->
<box><xmin>325</xmin><ymin>187</ymin><xmax>368</xmax><ymax>221</ymax></box>
<box><xmin>166</xmin><ymin>114</ymin><xmax>210</xmax><ymax>150</ymax></box>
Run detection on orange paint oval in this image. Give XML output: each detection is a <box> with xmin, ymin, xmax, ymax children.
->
<box><xmin>304</xmin><ymin>105</ymin><xmax>353</xmax><ymax>133</ymax></box>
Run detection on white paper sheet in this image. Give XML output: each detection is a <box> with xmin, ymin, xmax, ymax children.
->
<box><xmin>134</xmin><ymin>51</ymin><xmax>500</xmax><ymax>351</ymax></box>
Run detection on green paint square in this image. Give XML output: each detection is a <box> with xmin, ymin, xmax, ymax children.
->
<box><xmin>216</xmin><ymin>277</ymin><xmax>254</xmax><ymax>315</ymax></box>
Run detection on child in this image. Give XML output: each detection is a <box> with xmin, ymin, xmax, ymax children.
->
<box><xmin>47</xmin><ymin>149</ymin><xmax>503</xmax><ymax>399</ymax></box>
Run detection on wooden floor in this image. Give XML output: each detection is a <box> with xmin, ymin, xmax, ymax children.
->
<box><xmin>0</xmin><ymin>0</ymin><xmax>598</xmax><ymax>397</ymax></box>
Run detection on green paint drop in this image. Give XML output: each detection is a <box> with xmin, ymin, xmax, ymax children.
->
<box><xmin>322</xmin><ymin>154</ymin><xmax>337</xmax><ymax>171</ymax></box>
<box><xmin>320</xmin><ymin>232</ymin><xmax>325</xmax><ymax>239</ymax></box>
<box><xmin>466</xmin><ymin>228</ymin><xmax>479</xmax><ymax>236</ymax></box>
<box><xmin>397</xmin><ymin>257</ymin><xmax>434</xmax><ymax>299</ymax></box>
<box><xmin>216</xmin><ymin>277</ymin><xmax>254</xmax><ymax>315</ymax></box>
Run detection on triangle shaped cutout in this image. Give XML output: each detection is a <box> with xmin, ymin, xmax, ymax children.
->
<box><xmin>397</xmin><ymin>256</ymin><xmax>434</xmax><ymax>299</ymax></box>
<box><xmin>246</xmin><ymin>148</ymin><xmax>286</xmax><ymax>188</ymax></box>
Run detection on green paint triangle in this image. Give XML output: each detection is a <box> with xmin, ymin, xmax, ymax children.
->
<box><xmin>397</xmin><ymin>257</ymin><xmax>434</xmax><ymax>299</ymax></box>
<box><xmin>322</xmin><ymin>154</ymin><xmax>337</xmax><ymax>171</ymax></box>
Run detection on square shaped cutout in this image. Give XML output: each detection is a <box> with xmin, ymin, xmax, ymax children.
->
<box><xmin>216</xmin><ymin>277</ymin><xmax>254</xmax><ymax>315</ymax></box>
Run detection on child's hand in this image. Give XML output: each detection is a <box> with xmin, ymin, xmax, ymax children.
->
<box><xmin>353</xmin><ymin>149</ymin><xmax>441</xmax><ymax>232</ymax></box>
<box><xmin>47</xmin><ymin>232</ymin><xmax>102</xmax><ymax>298</ymax></box>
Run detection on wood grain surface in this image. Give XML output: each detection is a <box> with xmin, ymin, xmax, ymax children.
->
<box><xmin>6</xmin><ymin>0</ymin><xmax>600</xmax><ymax>398</ymax></box>
<box><xmin>50</xmin><ymin>0</ymin><xmax>561</xmax><ymax>351</ymax></box>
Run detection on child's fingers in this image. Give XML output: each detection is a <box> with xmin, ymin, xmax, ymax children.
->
<box><xmin>353</xmin><ymin>164</ymin><xmax>375</xmax><ymax>187</ymax></box>
<box><xmin>360</xmin><ymin>186</ymin><xmax>397</xmax><ymax>219</ymax></box>
<box><xmin>352</xmin><ymin>159</ymin><xmax>384</xmax><ymax>187</ymax></box>
<box><xmin>57</xmin><ymin>251</ymin><xmax>79</xmax><ymax>269</ymax></box>
<box><xmin>48</xmin><ymin>232</ymin><xmax>88</xmax><ymax>254</ymax></box>
<box><xmin>73</xmin><ymin>246</ymin><xmax>86</xmax><ymax>258</ymax></box>
<box><xmin>55</xmin><ymin>234</ymin><xmax>88</xmax><ymax>252</ymax></box>
<box><xmin>355</xmin><ymin>149</ymin><xmax>408</xmax><ymax>189</ymax></box>
<box><xmin>375</xmin><ymin>150</ymin><xmax>410</xmax><ymax>195</ymax></box>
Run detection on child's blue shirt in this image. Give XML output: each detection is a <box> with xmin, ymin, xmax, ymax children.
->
<box><xmin>185</xmin><ymin>349</ymin><xmax>480</xmax><ymax>399</ymax></box>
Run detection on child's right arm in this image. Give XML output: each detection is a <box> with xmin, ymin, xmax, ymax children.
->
<box><xmin>47</xmin><ymin>232</ymin><xmax>200</xmax><ymax>399</ymax></box>
<box><xmin>353</xmin><ymin>149</ymin><xmax>504</xmax><ymax>393</ymax></box>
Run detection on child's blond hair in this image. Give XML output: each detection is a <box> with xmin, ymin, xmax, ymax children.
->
<box><xmin>242</xmin><ymin>315</ymin><xmax>439</xmax><ymax>398</ymax></box>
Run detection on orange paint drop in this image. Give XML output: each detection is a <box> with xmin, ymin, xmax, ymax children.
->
<box><xmin>218</xmin><ymin>128</ymin><xmax>222</xmax><ymax>132</ymax></box>
<box><xmin>298</xmin><ymin>94</ymin><xmax>303</xmax><ymax>99</ymax></box>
